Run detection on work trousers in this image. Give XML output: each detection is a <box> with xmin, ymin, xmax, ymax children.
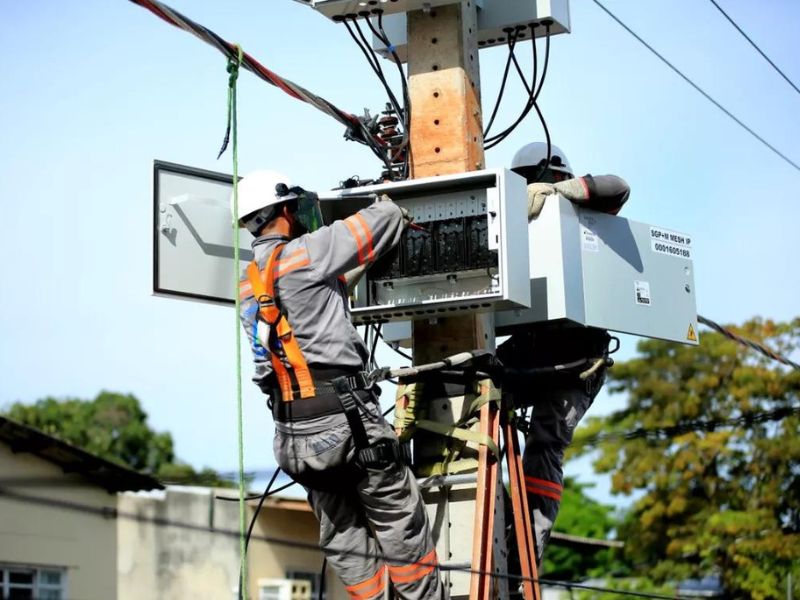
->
<box><xmin>273</xmin><ymin>391</ymin><xmax>444</xmax><ymax>600</ymax></box>
<box><xmin>521</xmin><ymin>371</ymin><xmax>606</xmax><ymax>564</ymax></box>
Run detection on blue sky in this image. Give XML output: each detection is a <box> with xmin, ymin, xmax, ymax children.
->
<box><xmin>1</xmin><ymin>1</ymin><xmax>798</xmax><ymax>505</ymax></box>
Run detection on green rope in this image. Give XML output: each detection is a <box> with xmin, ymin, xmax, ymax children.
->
<box><xmin>225</xmin><ymin>44</ymin><xmax>248</xmax><ymax>600</ymax></box>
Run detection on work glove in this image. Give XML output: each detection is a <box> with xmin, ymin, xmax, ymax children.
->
<box><xmin>553</xmin><ymin>178</ymin><xmax>590</xmax><ymax>203</ymax></box>
<box><xmin>376</xmin><ymin>193</ymin><xmax>413</xmax><ymax>228</ymax></box>
<box><xmin>526</xmin><ymin>182</ymin><xmax>556</xmax><ymax>220</ymax></box>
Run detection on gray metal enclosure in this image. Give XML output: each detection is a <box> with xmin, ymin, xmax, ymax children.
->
<box><xmin>495</xmin><ymin>196</ymin><xmax>699</xmax><ymax>345</ymax></box>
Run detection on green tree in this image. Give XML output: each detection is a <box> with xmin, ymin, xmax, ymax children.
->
<box><xmin>4</xmin><ymin>390</ymin><xmax>233</xmax><ymax>487</ymax></box>
<box><xmin>570</xmin><ymin>317</ymin><xmax>800</xmax><ymax>599</ymax></box>
<box><xmin>541</xmin><ymin>478</ymin><xmax>627</xmax><ymax>581</ymax></box>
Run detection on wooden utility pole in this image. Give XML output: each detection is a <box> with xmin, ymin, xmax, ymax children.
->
<box><xmin>406</xmin><ymin>4</ymin><xmax>511</xmax><ymax>599</ymax></box>
<box><xmin>407</xmin><ymin>2</ymin><xmax>489</xmax><ymax>369</ymax></box>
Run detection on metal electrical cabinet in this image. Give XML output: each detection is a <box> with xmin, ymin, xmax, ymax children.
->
<box><xmin>319</xmin><ymin>169</ymin><xmax>531</xmax><ymax>324</ymax></box>
<box><xmin>295</xmin><ymin>0</ymin><xmax>472</xmax><ymax>20</ymax></box>
<box><xmin>371</xmin><ymin>0</ymin><xmax>571</xmax><ymax>62</ymax></box>
<box><xmin>495</xmin><ymin>196</ymin><xmax>700</xmax><ymax>345</ymax></box>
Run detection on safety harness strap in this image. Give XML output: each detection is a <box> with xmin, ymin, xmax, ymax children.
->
<box><xmin>332</xmin><ymin>376</ymin><xmax>371</xmax><ymax>450</ymax></box>
<box><xmin>246</xmin><ymin>244</ymin><xmax>315</xmax><ymax>401</ymax></box>
<box><xmin>414</xmin><ymin>419</ymin><xmax>500</xmax><ymax>458</ymax></box>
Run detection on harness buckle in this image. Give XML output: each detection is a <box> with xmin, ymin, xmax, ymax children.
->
<box><xmin>256</xmin><ymin>294</ymin><xmax>276</xmax><ymax>308</ymax></box>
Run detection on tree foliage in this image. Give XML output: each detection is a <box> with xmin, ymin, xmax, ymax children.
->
<box><xmin>571</xmin><ymin>317</ymin><xmax>800</xmax><ymax>599</ymax></box>
<box><xmin>4</xmin><ymin>391</ymin><xmax>233</xmax><ymax>487</ymax></box>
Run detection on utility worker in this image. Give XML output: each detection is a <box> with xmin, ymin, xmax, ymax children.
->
<box><xmin>235</xmin><ymin>170</ymin><xmax>444</xmax><ymax>600</ymax></box>
<box><xmin>498</xmin><ymin>142</ymin><xmax>630</xmax><ymax>565</ymax></box>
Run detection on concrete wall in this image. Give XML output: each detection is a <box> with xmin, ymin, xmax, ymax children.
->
<box><xmin>248</xmin><ymin>497</ymin><xmax>348</xmax><ymax>600</ymax></box>
<box><xmin>0</xmin><ymin>444</ymin><xmax>118</xmax><ymax>600</ymax></box>
<box><xmin>118</xmin><ymin>487</ymin><xmax>348</xmax><ymax>600</ymax></box>
<box><xmin>118</xmin><ymin>487</ymin><xmax>240</xmax><ymax>600</ymax></box>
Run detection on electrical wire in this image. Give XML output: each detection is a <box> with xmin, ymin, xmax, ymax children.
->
<box><xmin>375</xmin><ymin>326</ymin><xmax>413</xmax><ymax>363</ymax></box>
<box><xmin>698</xmin><ymin>314</ymin><xmax>800</xmax><ymax>369</ymax></box>
<box><xmin>129</xmin><ymin>0</ymin><xmax>392</xmax><ymax>170</ymax></box>
<box><xmin>707</xmin><ymin>0</ymin><xmax>800</xmax><ymax>97</ymax></box>
<box><xmin>484</xmin><ymin>24</ymin><xmax>552</xmax><ymax>152</ymax></box>
<box><xmin>483</xmin><ymin>30</ymin><xmax>521</xmax><ymax>139</ymax></box>
<box><xmin>573</xmin><ymin>404</ymin><xmax>800</xmax><ymax>448</ymax></box>
<box><xmin>591</xmin><ymin>0</ymin><xmax>800</xmax><ymax>174</ymax></box>
<box><xmin>342</xmin><ymin>18</ymin><xmax>404</xmax><ymax>125</ymax></box>
<box><xmin>372</xmin><ymin>11</ymin><xmax>413</xmax><ymax>178</ymax></box>
<box><xmin>0</xmin><ymin>485</ymin><xmax>692</xmax><ymax>600</ymax></box>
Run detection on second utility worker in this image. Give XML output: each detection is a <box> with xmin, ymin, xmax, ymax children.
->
<box><xmin>235</xmin><ymin>170</ymin><xmax>445</xmax><ymax>600</ymax></box>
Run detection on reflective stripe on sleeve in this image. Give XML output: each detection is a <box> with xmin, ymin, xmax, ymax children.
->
<box><xmin>353</xmin><ymin>213</ymin><xmax>375</xmax><ymax>262</ymax></box>
<box><xmin>343</xmin><ymin>217</ymin><xmax>367</xmax><ymax>265</ymax></box>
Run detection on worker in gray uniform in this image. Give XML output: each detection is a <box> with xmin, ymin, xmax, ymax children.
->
<box><xmin>235</xmin><ymin>170</ymin><xmax>444</xmax><ymax>600</ymax></box>
<box><xmin>498</xmin><ymin>142</ymin><xmax>630</xmax><ymax>566</ymax></box>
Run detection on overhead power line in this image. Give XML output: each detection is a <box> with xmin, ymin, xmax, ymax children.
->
<box><xmin>129</xmin><ymin>0</ymin><xmax>392</xmax><ymax>170</ymax></box>
<box><xmin>0</xmin><ymin>486</ymin><xmax>689</xmax><ymax>600</ymax></box>
<box><xmin>575</xmin><ymin>404</ymin><xmax>800</xmax><ymax>448</ymax></box>
<box><xmin>708</xmin><ymin>0</ymin><xmax>800</xmax><ymax>97</ymax></box>
<box><xmin>698</xmin><ymin>314</ymin><xmax>800</xmax><ymax>370</ymax></box>
<box><xmin>591</xmin><ymin>0</ymin><xmax>800</xmax><ymax>174</ymax></box>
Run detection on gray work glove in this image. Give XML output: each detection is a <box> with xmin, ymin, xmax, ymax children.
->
<box><xmin>553</xmin><ymin>178</ymin><xmax>590</xmax><ymax>203</ymax></box>
<box><xmin>526</xmin><ymin>182</ymin><xmax>556</xmax><ymax>220</ymax></box>
<box><xmin>376</xmin><ymin>193</ymin><xmax>413</xmax><ymax>228</ymax></box>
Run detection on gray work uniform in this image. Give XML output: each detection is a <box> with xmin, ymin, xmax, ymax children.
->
<box><xmin>240</xmin><ymin>200</ymin><xmax>444</xmax><ymax>600</ymax></box>
<box><xmin>499</xmin><ymin>174</ymin><xmax>628</xmax><ymax>565</ymax></box>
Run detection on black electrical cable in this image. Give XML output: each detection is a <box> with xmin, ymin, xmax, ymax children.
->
<box><xmin>372</xmin><ymin>11</ymin><xmax>413</xmax><ymax>178</ymax></box>
<box><xmin>351</xmin><ymin>17</ymin><xmax>405</xmax><ymax>121</ymax></box>
<box><xmin>343</xmin><ymin>17</ymin><xmax>410</xmax><ymax>179</ymax></box>
<box><xmin>237</xmin><ymin>467</ymin><xmax>280</xmax><ymax>599</ymax></box>
<box><xmin>377</xmin><ymin>13</ymin><xmax>412</xmax><ymax>179</ymax></box>
<box><xmin>216</xmin><ymin>479</ymin><xmax>296</xmax><ymax>502</ymax></box>
<box><xmin>708</xmin><ymin>0</ymin><xmax>800</xmax><ymax>96</ymax></box>
<box><xmin>483</xmin><ymin>30</ymin><xmax>520</xmax><ymax>138</ymax></box>
<box><xmin>369</xmin><ymin>323</ymin><xmax>382</xmax><ymax>369</ymax></box>
<box><xmin>592</xmin><ymin>0</ymin><xmax>800</xmax><ymax>174</ymax></box>
<box><xmin>485</xmin><ymin>23</ymin><xmax>550</xmax><ymax>142</ymax></box>
<box><xmin>317</xmin><ymin>557</ymin><xmax>327</xmax><ymax>600</ymax></box>
<box><xmin>485</xmin><ymin>24</ymin><xmax>552</xmax><ymax>149</ymax></box>
<box><xmin>375</xmin><ymin>326</ymin><xmax>413</xmax><ymax>363</ymax></box>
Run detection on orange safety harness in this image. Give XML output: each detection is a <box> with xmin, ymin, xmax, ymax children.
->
<box><xmin>245</xmin><ymin>243</ymin><xmax>315</xmax><ymax>401</ymax></box>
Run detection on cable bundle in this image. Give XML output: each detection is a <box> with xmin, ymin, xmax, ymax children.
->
<box><xmin>129</xmin><ymin>0</ymin><xmax>391</xmax><ymax>165</ymax></box>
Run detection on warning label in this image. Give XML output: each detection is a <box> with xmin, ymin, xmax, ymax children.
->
<box><xmin>687</xmin><ymin>323</ymin><xmax>697</xmax><ymax>342</ymax></box>
<box><xmin>580</xmin><ymin>225</ymin><xmax>599</xmax><ymax>253</ymax></box>
<box><xmin>650</xmin><ymin>227</ymin><xmax>693</xmax><ymax>260</ymax></box>
<box><xmin>634</xmin><ymin>280</ymin><xmax>651</xmax><ymax>306</ymax></box>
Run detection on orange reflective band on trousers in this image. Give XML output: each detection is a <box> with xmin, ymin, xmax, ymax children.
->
<box><xmin>524</xmin><ymin>476</ymin><xmax>563</xmax><ymax>501</ymax></box>
<box><xmin>387</xmin><ymin>548</ymin><xmax>438</xmax><ymax>585</ymax></box>
<box><xmin>346</xmin><ymin>565</ymin><xmax>386</xmax><ymax>600</ymax></box>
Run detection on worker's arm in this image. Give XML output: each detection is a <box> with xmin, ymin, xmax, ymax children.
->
<box><xmin>555</xmin><ymin>174</ymin><xmax>630</xmax><ymax>215</ymax></box>
<box><xmin>304</xmin><ymin>198</ymin><xmax>407</xmax><ymax>280</ymax></box>
<box><xmin>527</xmin><ymin>175</ymin><xmax>630</xmax><ymax>219</ymax></box>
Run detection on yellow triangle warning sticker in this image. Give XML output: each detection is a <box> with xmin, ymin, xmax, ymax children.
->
<box><xmin>687</xmin><ymin>324</ymin><xmax>697</xmax><ymax>342</ymax></box>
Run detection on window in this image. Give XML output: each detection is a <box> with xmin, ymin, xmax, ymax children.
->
<box><xmin>285</xmin><ymin>571</ymin><xmax>322</xmax><ymax>600</ymax></box>
<box><xmin>0</xmin><ymin>565</ymin><xmax>66</xmax><ymax>600</ymax></box>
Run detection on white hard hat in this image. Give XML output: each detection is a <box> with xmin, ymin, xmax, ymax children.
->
<box><xmin>511</xmin><ymin>142</ymin><xmax>573</xmax><ymax>182</ymax></box>
<box><xmin>230</xmin><ymin>169</ymin><xmax>297</xmax><ymax>226</ymax></box>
